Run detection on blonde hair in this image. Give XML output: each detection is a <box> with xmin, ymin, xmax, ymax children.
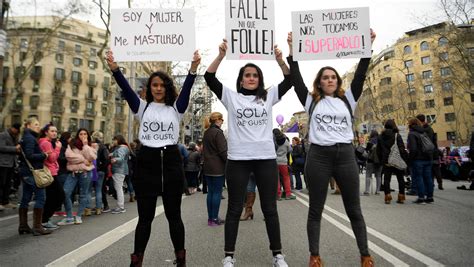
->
<box><xmin>24</xmin><ymin>117</ymin><xmax>39</xmax><ymax>128</ymax></box>
<box><xmin>204</xmin><ymin>112</ymin><xmax>223</xmax><ymax>129</ymax></box>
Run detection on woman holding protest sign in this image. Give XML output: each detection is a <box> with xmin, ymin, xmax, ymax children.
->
<box><xmin>106</xmin><ymin>50</ymin><xmax>201</xmax><ymax>267</ymax></box>
<box><xmin>204</xmin><ymin>39</ymin><xmax>291</xmax><ymax>267</ymax></box>
<box><xmin>287</xmin><ymin>29</ymin><xmax>376</xmax><ymax>267</ymax></box>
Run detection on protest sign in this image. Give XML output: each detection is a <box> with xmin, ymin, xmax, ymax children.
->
<box><xmin>225</xmin><ymin>0</ymin><xmax>275</xmax><ymax>60</ymax></box>
<box><xmin>111</xmin><ymin>8</ymin><xmax>195</xmax><ymax>61</ymax></box>
<box><xmin>292</xmin><ymin>7</ymin><xmax>371</xmax><ymax>60</ymax></box>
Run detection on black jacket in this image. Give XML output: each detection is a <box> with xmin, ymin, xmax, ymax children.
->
<box><xmin>376</xmin><ymin>129</ymin><xmax>408</xmax><ymax>166</ymax></box>
<box><xmin>96</xmin><ymin>141</ymin><xmax>110</xmax><ymax>173</ymax></box>
<box><xmin>19</xmin><ymin>129</ymin><xmax>46</xmax><ymax>177</ymax></box>
<box><xmin>408</xmin><ymin>125</ymin><xmax>433</xmax><ymax>162</ymax></box>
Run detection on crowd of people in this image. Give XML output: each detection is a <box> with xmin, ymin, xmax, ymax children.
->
<box><xmin>1</xmin><ymin>27</ymin><xmax>474</xmax><ymax>267</ymax></box>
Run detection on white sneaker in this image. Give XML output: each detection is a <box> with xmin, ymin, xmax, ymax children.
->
<box><xmin>273</xmin><ymin>254</ymin><xmax>288</xmax><ymax>267</ymax></box>
<box><xmin>75</xmin><ymin>216</ymin><xmax>83</xmax><ymax>224</ymax></box>
<box><xmin>222</xmin><ymin>256</ymin><xmax>235</xmax><ymax>267</ymax></box>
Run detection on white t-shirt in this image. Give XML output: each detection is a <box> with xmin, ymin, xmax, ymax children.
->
<box><xmin>221</xmin><ymin>85</ymin><xmax>280</xmax><ymax>160</ymax></box>
<box><xmin>135</xmin><ymin>100</ymin><xmax>183</xmax><ymax>148</ymax></box>
<box><xmin>305</xmin><ymin>89</ymin><xmax>357</xmax><ymax>146</ymax></box>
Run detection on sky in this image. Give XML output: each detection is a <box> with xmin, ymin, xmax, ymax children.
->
<box><xmin>9</xmin><ymin>0</ymin><xmax>446</xmax><ymax>130</ymax></box>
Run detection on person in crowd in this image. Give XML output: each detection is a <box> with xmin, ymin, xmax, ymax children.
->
<box><xmin>355</xmin><ymin>136</ymin><xmax>368</xmax><ymax>174</ymax></box>
<box><xmin>106</xmin><ymin>50</ymin><xmax>200</xmax><ymax>267</ymax></box>
<box><xmin>363</xmin><ymin>130</ymin><xmax>382</xmax><ymax>195</ymax></box>
<box><xmin>56</xmin><ymin>132</ymin><xmax>71</xmax><ymax>214</ymax></box>
<box><xmin>273</xmin><ymin>128</ymin><xmax>295</xmax><ymax>200</ymax></box>
<box><xmin>407</xmin><ymin>118</ymin><xmax>434</xmax><ymax>204</ymax></box>
<box><xmin>184</xmin><ymin>142</ymin><xmax>201</xmax><ymax>194</ymax></box>
<box><xmin>110</xmin><ymin>135</ymin><xmax>130</xmax><ymax>214</ymax></box>
<box><xmin>287</xmin><ymin>30</ymin><xmax>376</xmax><ymax>267</ymax></box>
<box><xmin>0</xmin><ymin>123</ymin><xmax>21</xmax><ymax>211</ymax></box>
<box><xmin>38</xmin><ymin>124</ymin><xmax>64</xmax><ymax>229</ymax></box>
<box><xmin>416</xmin><ymin>114</ymin><xmax>443</xmax><ymax>190</ymax></box>
<box><xmin>240</xmin><ymin>173</ymin><xmax>257</xmax><ymax>221</ymax></box>
<box><xmin>290</xmin><ymin>136</ymin><xmax>305</xmax><ymax>191</ymax></box>
<box><xmin>91</xmin><ymin>131</ymin><xmax>110</xmax><ymax>214</ymax></box>
<box><xmin>377</xmin><ymin>119</ymin><xmax>408</xmax><ymax>204</ymax></box>
<box><xmin>204</xmin><ymin>39</ymin><xmax>291</xmax><ymax>267</ymax></box>
<box><xmin>17</xmin><ymin>118</ymin><xmax>51</xmax><ymax>236</ymax></box>
<box><xmin>202</xmin><ymin>112</ymin><xmax>227</xmax><ymax>226</ymax></box>
<box><xmin>178</xmin><ymin>142</ymin><xmax>191</xmax><ymax>196</ymax></box>
<box><xmin>448</xmin><ymin>148</ymin><xmax>462</xmax><ymax>181</ymax></box>
<box><xmin>58</xmin><ymin>128</ymin><xmax>97</xmax><ymax>225</ymax></box>
<box><xmin>126</xmin><ymin>141</ymin><xmax>137</xmax><ymax>202</ymax></box>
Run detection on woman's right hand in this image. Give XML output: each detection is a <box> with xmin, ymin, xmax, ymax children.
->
<box><xmin>105</xmin><ymin>51</ymin><xmax>119</xmax><ymax>71</ymax></box>
<box><xmin>287</xmin><ymin>32</ymin><xmax>293</xmax><ymax>56</ymax></box>
<box><xmin>218</xmin><ymin>39</ymin><xmax>228</xmax><ymax>59</ymax></box>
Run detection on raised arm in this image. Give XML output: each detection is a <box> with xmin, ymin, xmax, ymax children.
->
<box><xmin>105</xmin><ymin>51</ymin><xmax>141</xmax><ymax>113</ymax></box>
<box><xmin>176</xmin><ymin>50</ymin><xmax>201</xmax><ymax>113</ymax></box>
<box><xmin>287</xmin><ymin>32</ymin><xmax>309</xmax><ymax>106</ymax></box>
<box><xmin>274</xmin><ymin>44</ymin><xmax>292</xmax><ymax>99</ymax></box>
<box><xmin>204</xmin><ymin>39</ymin><xmax>227</xmax><ymax>99</ymax></box>
<box><xmin>351</xmin><ymin>29</ymin><xmax>376</xmax><ymax>101</ymax></box>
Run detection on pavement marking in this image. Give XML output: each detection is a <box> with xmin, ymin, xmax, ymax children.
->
<box><xmin>296</xmin><ymin>192</ymin><xmax>445</xmax><ymax>267</ymax></box>
<box><xmin>0</xmin><ymin>211</ymin><xmax>31</xmax><ymax>222</ymax></box>
<box><xmin>45</xmin><ymin>205</ymin><xmax>165</xmax><ymax>267</ymax></box>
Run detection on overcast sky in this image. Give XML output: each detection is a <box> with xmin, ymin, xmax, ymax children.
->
<box><xmin>9</xmin><ymin>0</ymin><xmax>446</xmax><ymax>130</ymax></box>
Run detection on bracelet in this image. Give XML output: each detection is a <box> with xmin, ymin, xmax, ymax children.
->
<box><xmin>189</xmin><ymin>69</ymin><xmax>197</xmax><ymax>75</ymax></box>
<box><xmin>279</xmin><ymin>62</ymin><xmax>286</xmax><ymax>66</ymax></box>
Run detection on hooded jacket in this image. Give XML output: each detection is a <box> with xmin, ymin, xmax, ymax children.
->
<box><xmin>65</xmin><ymin>143</ymin><xmax>97</xmax><ymax>172</ymax></box>
<box><xmin>39</xmin><ymin>137</ymin><xmax>61</xmax><ymax>176</ymax></box>
<box><xmin>275</xmin><ymin>134</ymin><xmax>291</xmax><ymax>165</ymax></box>
<box><xmin>408</xmin><ymin>125</ymin><xmax>433</xmax><ymax>161</ymax></box>
<box><xmin>376</xmin><ymin>129</ymin><xmax>408</xmax><ymax>166</ymax></box>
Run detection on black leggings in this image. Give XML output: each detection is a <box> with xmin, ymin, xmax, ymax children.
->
<box><xmin>305</xmin><ymin>143</ymin><xmax>369</xmax><ymax>256</ymax></box>
<box><xmin>383</xmin><ymin>166</ymin><xmax>405</xmax><ymax>195</ymax></box>
<box><xmin>42</xmin><ymin>176</ymin><xmax>65</xmax><ymax>223</ymax></box>
<box><xmin>224</xmin><ymin>159</ymin><xmax>281</xmax><ymax>252</ymax></box>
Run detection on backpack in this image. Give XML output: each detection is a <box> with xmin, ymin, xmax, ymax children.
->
<box><xmin>417</xmin><ymin>132</ymin><xmax>435</xmax><ymax>155</ymax></box>
<box><xmin>368</xmin><ymin>144</ymin><xmax>380</xmax><ymax>164</ymax></box>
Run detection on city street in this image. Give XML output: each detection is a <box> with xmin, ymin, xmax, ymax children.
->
<box><xmin>0</xmin><ymin>175</ymin><xmax>473</xmax><ymax>267</ymax></box>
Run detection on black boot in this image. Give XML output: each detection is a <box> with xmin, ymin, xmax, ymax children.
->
<box><xmin>174</xmin><ymin>249</ymin><xmax>186</xmax><ymax>267</ymax></box>
<box><xmin>130</xmin><ymin>253</ymin><xmax>144</xmax><ymax>267</ymax></box>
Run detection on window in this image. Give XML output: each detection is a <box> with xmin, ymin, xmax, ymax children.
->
<box><xmin>446</xmin><ymin>131</ymin><xmax>456</xmax><ymax>141</ymax></box>
<box><xmin>103</xmin><ymin>88</ymin><xmax>109</xmax><ymax>100</ymax></box>
<box><xmin>100</xmin><ymin>121</ymin><xmax>105</xmax><ymax>133</ymax></box>
<box><xmin>427</xmin><ymin>114</ymin><xmax>436</xmax><ymax>124</ymax></box>
<box><xmin>425</xmin><ymin>99</ymin><xmax>435</xmax><ymax>108</ymax></box>
<box><xmin>30</xmin><ymin>96</ymin><xmax>40</xmax><ymax>110</ymax></box>
<box><xmin>380</xmin><ymin>77</ymin><xmax>392</xmax><ymax>85</ymax></box>
<box><xmin>52</xmin><ymin>116</ymin><xmax>61</xmax><ymax>131</ymax></box>
<box><xmin>80</xmin><ymin>119</ymin><xmax>94</xmax><ymax>132</ymax></box>
<box><xmin>424</xmin><ymin>84</ymin><xmax>433</xmax><ymax>93</ymax></box>
<box><xmin>439</xmin><ymin>52</ymin><xmax>448</xmax><ymax>61</ymax></box>
<box><xmin>406</xmin><ymin>74</ymin><xmax>415</xmax><ymax>82</ymax></box>
<box><xmin>75</xmin><ymin>44</ymin><xmax>82</xmax><ymax>54</ymax></box>
<box><xmin>442</xmin><ymin>81</ymin><xmax>452</xmax><ymax>90</ymax></box>
<box><xmin>88</xmin><ymin>87</ymin><xmax>94</xmax><ymax>98</ymax></box>
<box><xmin>55</xmin><ymin>53</ymin><xmax>64</xmax><ymax>63</ymax></box>
<box><xmin>443</xmin><ymin>97</ymin><xmax>453</xmax><ymax>106</ymax></box>
<box><xmin>440</xmin><ymin>67</ymin><xmax>451</xmax><ymax>76</ymax></box>
<box><xmin>88</xmin><ymin>61</ymin><xmax>97</xmax><ymax>69</ymax></box>
<box><xmin>408</xmin><ymin>102</ymin><xmax>417</xmax><ymax>110</ymax></box>
<box><xmin>3</xmin><ymin>66</ymin><xmax>9</xmax><ymax>81</ymax></box>
<box><xmin>86</xmin><ymin>101</ymin><xmax>94</xmax><ymax>110</ymax></box>
<box><xmin>70</xmin><ymin>100</ymin><xmax>79</xmax><ymax>113</ymax></box>
<box><xmin>73</xmin><ymin>57</ymin><xmax>82</xmax><ymax>67</ymax></box>
<box><xmin>58</xmin><ymin>40</ymin><xmax>65</xmax><ymax>52</ymax></box>
<box><xmin>445</xmin><ymin>113</ymin><xmax>455</xmax><ymax>122</ymax></box>
<box><xmin>88</xmin><ymin>74</ymin><xmax>96</xmax><ymax>87</ymax></box>
<box><xmin>54</xmin><ymin>68</ymin><xmax>65</xmax><ymax>81</ymax></box>
<box><xmin>101</xmin><ymin>104</ymin><xmax>107</xmax><ymax>116</ymax></box>
<box><xmin>420</xmin><ymin>41</ymin><xmax>429</xmax><ymax>51</ymax></box>
<box><xmin>102</xmin><ymin>76</ymin><xmax>110</xmax><ymax>89</ymax></box>
<box><xmin>403</xmin><ymin>45</ymin><xmax>412</xmax><ymax>54</ymax></box>
<box><xmin>90</xmin><ymin>48</ymin><xmax>97</xmax><ymax>57</ymax></box>
<box><xmin>407</xmin><ymin>87</ymin><xmax>416</xmax><ymax>94</ymax></box>
<box><xmin>422</xmin><ymin>70</ymin><xmax>432</xmax><ymax>79</ymax></box>
<box><xmin>404</xmin><ymin>60</ymin><xmax>413</xmax><ymax>68</ymax></box>
<box><xmin>471</xmin><ymin>93</ymin><xmax>474</xmax><ymax>102</ymax></box>
<box><xmin>72</xmin><ymin>85</ymin><xmax>79</xmax><ymax>97</ymax></box>
<box><xmin>32</xmin><ymin>80</ymin><xmax>40</xmax><ymax>92</ymax></box>
<box><xmin>4</xmin><ymin>52</ymin><xmax>9</xmax><ymax>62</ymax></box>
<box><xmin>71</xmin><ymin>71</ymin><xmax>82</xmax><ymax>84</ymax></box>
<box><xmin>69</xmin><ymin>118</ymin><xmax>78</xmax><ymax>132</ymax></box>
<box><xmin>421</xmin><ymin>56</ymin><xmax>430</xmax><ymax>65</ymax></box>
<box><xmin>116</xmin><ymin>104</ymin><xmax>123</xmax><ymax>114</ymax></box>
<box><xmin>384</xmin><ymin>65</ymin><xmax>391</xmax><ymax>72</ymax></box>
<box><xmin>20</xmin><ymin>38</ymin><xmax>28</xmax><ymax>50</ymax></box>
<box><xmin>438</xmin><ymin>37</ymin><xmax>448</xmax><ymax>46</ymax></box>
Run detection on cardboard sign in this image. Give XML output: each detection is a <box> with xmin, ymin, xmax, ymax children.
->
<box><xmin>225</xmin><ymin>0</ymin><xmax>275</xmax><ymax>60</ymax></box>
<box><xmin>292</xmin><ymin>7</ymin><xmax>371</xmax><ymax>60</ymax></box>
<box><xmin>110</xmin><ymin>8</ymin><xmax>195</xmax><ymax>61</ymax></box>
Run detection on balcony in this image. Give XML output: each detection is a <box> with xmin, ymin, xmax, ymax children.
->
<box><xmin>71</xmin><ymin>77</ymin><xmax>82</xmax><ymax>85</ymax></box>
<box><xmin>54</xmin><ymin>74</ymin><xmax>66</xmax><ymax>82</ymax></box>
<box><xmin>51</xmin><ymin>105</ymin><xmax>65</xmax><ymax>114</ymax></box>
<box><xmin>84</xmin><ymin>109</ymin><xmax>97</xmax><ymax>117</ymax></box>
<box><xmin>102</xmin><ymin>81</ymin><xmax>110</xmax><ymax>89</ymax></box>
<box><xmin>11</xmin><ymin>104</ymin><xmax>23</xmax><ymax>112</ymax></box>
<box><xmin>87</xmin><ymin>79</ymin><xmax>98</xmax><ymax>87</ymax></box>
<box><xmin>115</xmin><ymin>113</ymin><xmax>126</xmax><ymax>121</ymax></box>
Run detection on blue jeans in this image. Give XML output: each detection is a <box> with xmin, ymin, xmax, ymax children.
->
<box><xmin>246</xmin><ymin>172</ymin><xmax>256</xmax><ymax>193</ymax></box>
<box><xmin>125</xmin><ymin>175</ymin><xmax>134</xmax><ymax>194</ymax></box>
<box><xmin>412</xmin><ymin>160</ymin><xmax>433</xmax><ymax>199</ymax></box>
<box><xmin>20</xmin><ymin>176</ymin><xmax>46</xmax><ymax>209</ymax></box>
<box><xmin>88</xmin><ymin>171</ymin><xmax>105</xmax><ymax>209</ymax></box>
<box><xmin>205</xmin><ymin>175</ymin><xmax>225</xmax><ymax>220</ymax></box>
<box><xmin>63</xmin><ymin>172</ymin><xmax>91</xmax><ymax>218</ymax></box>
<box><xmin>293</xmin><ymin>170</ymin><xmax>303</xmax><ymax>190</ymax></box>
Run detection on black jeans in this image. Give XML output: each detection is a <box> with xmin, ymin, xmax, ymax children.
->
<box><xmin>225</xmin><ymin>159</ymin><xmax>281</xmax><ymax>252</ymax></box>
<box><xmin>42</xmin><ymin>176</ymin><xmax>65</xmax><ymax>223</ymax></box>
<box><xmin>383</xmin><ymin>166</ymin><xmax>405</xmax><ymax>195</ymax></box>
<box><xmin>0</xmin><ymin>166</ymin><xmax>13</xmax><ymax>205</ymax></box>
<box><xmin>305</xmin><ymin>143</ymin><xmax>369</xmax><ymax>256</ymax></box>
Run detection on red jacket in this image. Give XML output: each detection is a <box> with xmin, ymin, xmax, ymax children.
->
<box><xmin>39</xmin><ymin>138</ymin><xmax>61</xmax><ymax>176</ymax></box>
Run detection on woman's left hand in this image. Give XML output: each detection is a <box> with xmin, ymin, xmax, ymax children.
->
<box><xmin>190</xmin><ymin>50</ymin><xmax>201</xmax><ymax>72</ymax></box>
<box><xmin>370</xmin><ymin>28</ymin><xmax>376</xmax><ymax>44</ymax></box>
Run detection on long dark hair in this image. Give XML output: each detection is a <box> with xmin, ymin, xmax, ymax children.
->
<box><xmin>40</xmin><ymin>123</ymin><xmax>57</xmax><ymax>149</ymax></box>
<box><xmin>384</xmin><ymin>119</ymin><xmax>399</xmax><ymax>133</ymax></box>
<box><xmin>70</xmin><ymin>128</ymin><xmax>91</xmax><ymax>150</ymax></box>
<box><xmin>236</xmin><ymin>63</ymin><xmax>267</xmax><ymax>101</ymax></box>
<box><xmin>312</xmin><ymin>66</ymin><xmax>344</xmax><ymax>102</ymax></box>
<box><xmin>113</xmin><ymin>134</ymin><xmax>129</xmax><ymax>147</ymax></box>
<box><xmin>145</xmin><ymin>71</ymin><xmax>177</xmax><ymax>105</ymax></box>
<box><xmin>59</xmin><ymin>131</ymin><xmax>71</xmax><ymax>148</ymax></box>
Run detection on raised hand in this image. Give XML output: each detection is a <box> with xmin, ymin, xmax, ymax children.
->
<box><xmin>370</xmin><ymin>29</ymin><xmax>376</xmax><ymax>44</ymax></box>
<box><xmin>287</xmin><ymin>32</ymin><xmax>293</xmax><ymax>55</ymax></box>
<box><xmin>105</xmin><ymin>51</ymin><xmax>119</xmax><ymax>71</ymax></box>
<box><xmin>190</xmin><ymin>50</ymin><xmax>201</xmax><ymax>72</ymax></box>
<box><xmin>218</xmin><ymin>39</ymin><xmax>228</xmax><ymax>58</ymax></box>
<box><xmin>274</xmin><ymin>45</ymin><xmax>283</xmax><ymax>61</ymax></box>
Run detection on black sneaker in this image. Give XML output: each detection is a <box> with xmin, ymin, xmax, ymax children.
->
<box><xmin>425</xmin><ymin>198</ymin><xmax>434</xmax><ymax>203</ymax></box>
<box><xmin>413</xmin><ymin>198</ymin><xmax>426</xmax><ymax>204</ymax></box>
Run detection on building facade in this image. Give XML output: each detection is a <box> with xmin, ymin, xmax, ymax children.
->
<box><xmin>348</xmin><ymin>22</ymin><xmax>473</xmax><ymax>146</ymax></box>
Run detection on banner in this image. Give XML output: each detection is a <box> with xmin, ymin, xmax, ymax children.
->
<box><xmin>225</xmin><ymin>0</ymin><xmax>275</xmax><ymax>60</ymax></box>
<box><xmin>110</xmin><ymin>8</ymin><xmax>195</xmax><ymax>62</ymax></box>
<box><xmin>292</xmin><ymin>7</ymin><xmax>371</xmax><ymax>60</ymax></box>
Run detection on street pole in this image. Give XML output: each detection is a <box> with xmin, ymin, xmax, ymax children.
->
<box><xmin>127</xmin><ymin>62</ymin><xmax>135</xmax><ymax>144</ymax></box>
<box><xmin>0</xmin><ymin>0</ymin><xmax>11</xmax><ymax>97</ymax></box>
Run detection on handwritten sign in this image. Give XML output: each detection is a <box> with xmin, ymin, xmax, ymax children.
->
<box><xmin>225</xmin><ymin>0</ymin><xmax>275</xmax><ymax>60</ymax></box>
<box><xmin>110</xmin><ymin>8</ymin><xmax>195</xmax><ymax>62</ymax></box>
<box><xmin>292</xmin><ymin>7</ymin><xmax>371</xmax><ymax>60</ymax></box>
